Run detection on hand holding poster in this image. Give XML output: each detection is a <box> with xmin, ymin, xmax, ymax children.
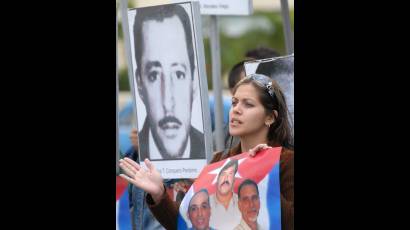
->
<box><xmin>177</xmin><ymin>147</ymin><xmax>282</xmax><ymax>230</ymax></box>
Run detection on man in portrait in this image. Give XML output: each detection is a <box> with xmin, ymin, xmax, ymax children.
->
<box><xmin>132</xmin><ymin>4</ymin><xmax>205</xmax><ymax>161</ymax></box>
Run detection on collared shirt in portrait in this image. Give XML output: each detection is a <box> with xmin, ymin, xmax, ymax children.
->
<box><xmin>233</xmin><ymin>219</ymin><xmax>264</xmax><ymax>230</ymax></box>
<box><xmin>209</xmin><ymin>193</ymin><xmax>241</xmax><ymax>230</ymax></box>
<box><xmin>149</xmin><ymin>129</ymin><xmax>191</xmax><ymax>160</ymax></box>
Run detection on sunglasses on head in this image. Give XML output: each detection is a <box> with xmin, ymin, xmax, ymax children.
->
<box><xmin>246</xmin><ymin>74</ymin><xmax>275</xmax><ymax>98</ymax></box>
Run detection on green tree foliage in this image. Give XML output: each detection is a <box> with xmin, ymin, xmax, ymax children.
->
<box><xmin>203</xmin><ymin>10</ymin><xmax>294</xmax><ymax>90</ymax></box>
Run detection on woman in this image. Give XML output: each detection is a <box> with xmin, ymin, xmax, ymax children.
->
<box><xmin>119</xmin><ymin>73</ymin><xmax>294</xmax><ymax>230</ymax></box>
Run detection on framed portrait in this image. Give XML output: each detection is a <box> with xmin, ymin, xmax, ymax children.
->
<box><xmin>126</xmin><ymin>1</ymin><xmax>212</xmax><ymax>178</ymax></box>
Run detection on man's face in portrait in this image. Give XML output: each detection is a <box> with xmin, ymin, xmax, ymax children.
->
<box><xmin>188</xmin><ymin>191</ymin><xmax>211</xmax><ymax>230</ymax></box>
<box><xmin>238</xmin><ymin>184</ymin><xmax>260</xmax><ymax>224</ymax></box>
<box><xmin>217</xmin><ymin>165</ymin><xmax>236</xmax><ymax>196</ymax></box>
<box><xmin>139</xmin><ymin>15</ymin><xmax>194</xmax><ymax>158</ymax></box>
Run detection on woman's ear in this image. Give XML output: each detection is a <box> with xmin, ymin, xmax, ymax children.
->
<box><xmin>273</xmin><ymin>110</ymin><xmax>278</xmax><ymax>120</ymax></box>
<box><xmin>265</xmin><ymin>110</ymin><xmax>278</xmax><ymax>126</ymax></box>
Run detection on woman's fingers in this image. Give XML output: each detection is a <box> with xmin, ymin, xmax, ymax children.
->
<box><xmin>119</xmin><ymin>173</ymin><xmax>133</xmax><ymax>183</ymax></box>
<box><xmin>123</xmin><ymin>157</ymin><xmax>141</xmax><ymax>171</ymax></box>
<box><xmin>174</xmin><ymin>182</ymin><xmax>187</xmax><ymax>193</ymax></box>
<box><xmin>144</xmin><ymin>158</ymin><xmax>156</xmax><ymax>173</ymax></box>
<box><xmin>119</xmin><ymin>160</ymin><xmax>137</xmax><ymax>177</ymax></box>
<box><xmin>249</xmin><ymin>144</ymin><xmax>271</xmax><ymax>157</ymax></box>
<box><xmin>119</xmin><ymin>174</ymin><xmax>140</xmax><ymax>187</ymax></box>
<box><xmin>120</xmin><ymin>158</ymin><xmax>139</xmax><ymax>173</ymax></box>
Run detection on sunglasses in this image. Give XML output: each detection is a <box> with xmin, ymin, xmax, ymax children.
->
<box><xmin>246</xmin><ymin>74</ymin><xmax>275</xmax><ymax>98</ymax></box>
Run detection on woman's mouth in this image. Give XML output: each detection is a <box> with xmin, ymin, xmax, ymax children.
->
<box><xmin>230</xmin><ymin>118</ymin><xmax>242</xmax><ymax>126</ymax></box>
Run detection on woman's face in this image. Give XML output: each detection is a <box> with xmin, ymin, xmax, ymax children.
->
<box><xmin>229</xmin><ymin>84</ymin><xmax>271</xmax><ymax>138</ymax></box>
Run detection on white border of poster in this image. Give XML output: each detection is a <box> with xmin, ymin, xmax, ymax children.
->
<box><xmin>127</xmin><ymin>1</ymin><xmax>212</xmax><ymax>179</ymax></box>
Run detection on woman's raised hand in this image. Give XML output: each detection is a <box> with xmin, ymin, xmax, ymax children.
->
<box><xmin>119</xmin><ymin>158</ymin><xmax>164</xmax><ymax>202</ymax></box>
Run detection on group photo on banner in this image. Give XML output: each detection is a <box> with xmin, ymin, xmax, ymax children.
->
<box><xmin>178</xmin><ymin>147</ymin><xmax>282</xmax><ymax>230</ymax></box>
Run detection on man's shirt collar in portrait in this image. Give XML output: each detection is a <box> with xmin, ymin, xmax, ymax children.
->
<box><xmin>234</xmin><ymin>218</ymin><xmax>263</xmax><ymax>230</ymax></box>
<box><xmin>209</xmin><ymin>192</ymin><xmax>241</xmax><ymax>229</ymax></box>
<box><xmin>148</xmin><ymin>129</ymin><xmax>191</xmax><ymax>159</ymax></box>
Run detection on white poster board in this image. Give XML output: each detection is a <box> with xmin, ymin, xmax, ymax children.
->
<box><xmin>127</xmin><ymin>2</ymin><xmax>212</xmax><ymax>178</ymax></box>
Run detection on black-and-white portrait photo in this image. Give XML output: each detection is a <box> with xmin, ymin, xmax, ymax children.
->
<box><xmin>127</xmin><ymin>2</ymin><xmax>210</xmax><ymax>178</ymax></box>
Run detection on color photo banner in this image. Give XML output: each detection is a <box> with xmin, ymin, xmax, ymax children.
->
<box><xmin>177</xmin><ymin>147</ymin><xmax>282</xmax><ymax>230</ymax></box>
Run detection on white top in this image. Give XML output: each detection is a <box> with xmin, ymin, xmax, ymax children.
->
<box><xmin>209</xmin><ymin>193</ymin><xmax>242</xmax><ymax>230</ymax></box>
<box><xmin>233</xmin><ymin>219</ymin><xmax>264</xmax><ymax>230</ymax></box>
